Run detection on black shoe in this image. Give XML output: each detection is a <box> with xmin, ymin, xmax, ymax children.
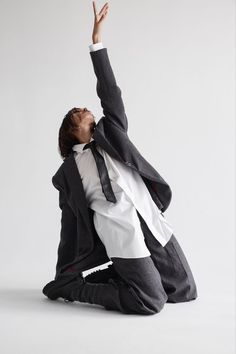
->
<box><xmin>42</xmin><ymin>274</ymin><xmax>84</xmax><ymax>302</ymax></box>
<box><xmin>84</xmin><ymin>264</ymin><xmax>120</xmax><ymax>284</ymax></box>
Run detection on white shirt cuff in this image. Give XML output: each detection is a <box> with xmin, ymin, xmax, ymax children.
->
<box><xmin>89</xmin><ymin>42</ymin><xmax>104</xmax><ymax>52</ymax></box>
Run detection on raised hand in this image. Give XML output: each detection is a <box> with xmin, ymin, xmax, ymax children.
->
<box><xmin>92</xmin><ymin>1</ymin><xmax>109</xmax><ymax>43</ymax></box>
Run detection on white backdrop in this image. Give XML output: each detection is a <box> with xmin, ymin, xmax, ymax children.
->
<box><xmin>0</xmin><ymin>1</ymin><xmax>235</xmax><ymax>353</ymax></box>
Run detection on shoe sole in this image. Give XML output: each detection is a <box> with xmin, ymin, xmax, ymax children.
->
<box><xmin>84</xmin><ymin>264</ymin><xmax>121</xmax><ymax>283</ymax></box>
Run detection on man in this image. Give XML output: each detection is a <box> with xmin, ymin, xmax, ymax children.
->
<box><xmin>42</xmin><ymin>1</ymin><xmax>198</xmax><ymax>315</ymax></box>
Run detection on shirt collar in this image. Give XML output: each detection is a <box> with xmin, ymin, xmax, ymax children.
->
<box><xmin>72</xmin><ymin>137</ymin><xmax>95</xmax><ymax>154</ymax></box>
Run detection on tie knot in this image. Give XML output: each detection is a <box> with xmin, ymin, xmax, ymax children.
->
<box><xmin>83</xmin><ymin>140</ymin><xmax>96</xmax><ymax>151</ymax></box>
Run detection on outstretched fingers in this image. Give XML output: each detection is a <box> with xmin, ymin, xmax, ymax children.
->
<box><xmin>93</xmin><ymin>1</ymin><xmax>109</xmax><ymax>23</ymax></box>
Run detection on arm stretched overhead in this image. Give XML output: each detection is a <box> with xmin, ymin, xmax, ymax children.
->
<box><xmin>90</xmin><ymin>1</ymin><xmax>128</xmax><ymax>132</ymax></box>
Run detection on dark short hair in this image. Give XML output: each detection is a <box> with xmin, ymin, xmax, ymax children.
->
<box><xmin>58</xmin><ymin>107</ymin><xmax>80</xmax><ymax>160</ymax></box>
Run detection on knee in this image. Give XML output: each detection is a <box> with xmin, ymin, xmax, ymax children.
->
<box><xmin>127</xmin><ymin>286</ymin><xmax>168</xmax><ymax>315</ymax></box>
<box><xmin>149</xmin><ymin>292</ymin><xmax>168</xmax><ymax>314</ymax></box>
<box><xmin>114</xmin><ymin>276</ymin><xmax>168</xmax><ymax>315</ymax></box>
<box><xmin>139</xmin><ymin>297</ymin><xmax>167</xmax><ymax>315</ymax></box>
<box><xmin>123</xmin><ymin>299</ymin><xmax>166</xmax><ymax>315</ymax></box>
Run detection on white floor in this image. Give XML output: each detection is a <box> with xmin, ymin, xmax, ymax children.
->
<box><xmin>0</xmin><ymin>283</ymin><xmax>235</xmax><ymax>354</ymax></box>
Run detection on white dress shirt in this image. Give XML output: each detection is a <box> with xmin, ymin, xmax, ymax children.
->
<box><xmin>71</xmin><ymin>43</ymin><xmax>174</xmax><ymax>259</ymax></box>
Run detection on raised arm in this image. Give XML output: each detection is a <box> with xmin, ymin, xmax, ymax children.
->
<box><xmin>90</xmin><ymin>1</ymin><xmax>128</xmax><ymax>132</ymax></box>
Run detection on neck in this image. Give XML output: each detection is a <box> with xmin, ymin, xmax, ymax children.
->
<box><xmin>77</xmin><ymin>125</ymin><xmax>95</xmax><ymax>144</ymax></box>
<box><xmin>78</xmin><ymin>134</ymin><xmax>92</xmax><ymax>144</ymax></box>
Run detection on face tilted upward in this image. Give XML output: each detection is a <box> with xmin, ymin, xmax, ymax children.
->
<box><xmin>70</xmin><ymin>107</ymin><xmax>96</xmax><ymax>139</ymax></box>
<box><xmin>72</xmin><ymin>107</ymin><xmax>94</xmax><ymax>120</ymax></box>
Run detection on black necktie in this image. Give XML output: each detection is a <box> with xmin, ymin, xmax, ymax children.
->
<box><xmin>83</xmin><ymin>140</ymin><xmax>117</xmax><ymax>203</ymax></box>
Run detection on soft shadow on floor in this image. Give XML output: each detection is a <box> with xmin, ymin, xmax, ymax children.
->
<box><xmin>0</xmin><ymin>287</ymin><xmax>234</xmax><ymax>354</ymax></box>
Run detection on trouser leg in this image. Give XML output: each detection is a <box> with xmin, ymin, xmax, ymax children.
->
<box><xmin>70</xmin><ymin>256</ymin><xmax>168</xmax><ymax>315</ymax></box>
<box><xmin>110</xmin><ymin>256</ymin><xmax>168</xmax><ymax>314</ymax></box>
<box><xmin>136</xmin><ymin>211</ymin><xmax>198</xmax><ymax>303</ymax></box>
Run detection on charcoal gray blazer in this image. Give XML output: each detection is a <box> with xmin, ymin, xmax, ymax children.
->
<box><xmin>51</xmin><ymin>48</ymin><xmax>172</xmax><ymax>280</ymax></box>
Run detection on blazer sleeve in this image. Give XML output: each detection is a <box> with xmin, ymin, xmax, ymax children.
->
<box><xmin>89</xmin><ymin>47</ymin><xmax>128</xmax><ymax>133</ymax></box>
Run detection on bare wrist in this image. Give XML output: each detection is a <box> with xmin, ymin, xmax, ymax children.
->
<box><xmin>92</xmin><ymin>34</ymin><xmax>101</xmax><ymax>44</ymax></box>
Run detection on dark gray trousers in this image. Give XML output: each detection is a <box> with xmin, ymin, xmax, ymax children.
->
<box><xmin>81</xmin><ymin>210</ymin><xmax>198</xmax><ymax>315</ymax></box>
